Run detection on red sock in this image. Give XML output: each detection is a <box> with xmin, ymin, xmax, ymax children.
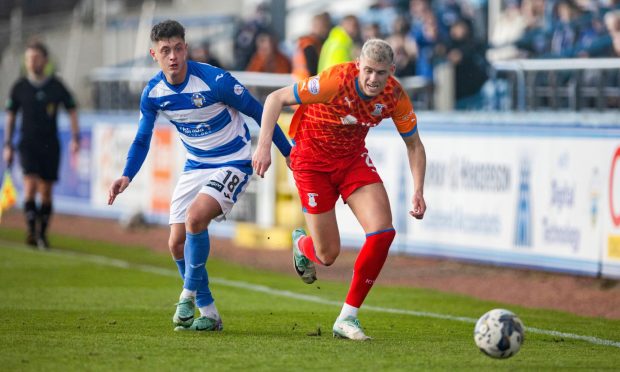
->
<box><xmin>298</xmin><ymin>236</ymin><xmax>325</xmax><ymax>265</ymax></box>
<box><xmin>345</xmin><ymin>228</ymin><xmax>396</xmax><ymax>308</ymax></box>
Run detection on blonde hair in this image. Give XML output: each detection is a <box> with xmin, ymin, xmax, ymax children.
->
<box><xmin>360</xmin><ymin>39</ymin><xmax>394</xmax><ymax>64</ymax></box>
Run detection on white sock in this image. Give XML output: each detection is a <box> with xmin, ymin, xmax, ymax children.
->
<box><xmin>199</xmin><ymin>302</ymin><xmax>219</xmax><ymax>319</ymax></box>
<box><xmin>338</xmin><ymin>303</ymin><xmax>359</xmax><ymax>320</ymax></box>
<box><xmin>180</xmin><ymin>289</ymin><xmax>196</xmax><ymax>299</ymax></box>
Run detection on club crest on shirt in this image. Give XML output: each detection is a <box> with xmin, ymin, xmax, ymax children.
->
<box><xmin>234</xmin><ymin>84</ymin><xmax>245</xmax><ymax>95</ymax></box>
<box><xmin>308</xmin><ymin>77</ymin><xmax>320</xmax><ymax>95</ymax></box>
<box><xmin>371</xmin><ymin>103</ymin><xmax>385</xmax><ymax>116</ymax></box>
<box><xmin>192</xmin><ymin>93</ymin><xmax>205</xmax><ymax>108</ymax></box>
<box><xmin>307</xmin><ymin>193</ymin><xmax>318</xmax><ymax>207</ymax></box>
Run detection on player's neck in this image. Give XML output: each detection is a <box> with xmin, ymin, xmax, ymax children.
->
<box><xmin>164</xmin><ymin>63</ymin><xmax>188</xmax><ymax>86</ymax></box>
<box><xmin>27</xmin><ymin>72</ymin><xmax>48</xmax><ymax>86</ymax></box>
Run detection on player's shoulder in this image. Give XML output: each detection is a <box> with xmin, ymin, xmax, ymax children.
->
<box><xmin>10</xmin><ymin>77</ymin><xmax>29</xmax><ymax>90</ymax></box>
<box><xmin>188</xmin><ymin>60</ymin><xmax>229</xmax><ymax>83</ymax></box>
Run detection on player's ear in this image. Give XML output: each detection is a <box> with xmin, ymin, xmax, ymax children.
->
<box><xmin>355</xmin><ymin>58</ymin><xmax>360</xmax><ymax>69</ymax></box>
<box><xmin>149</xmin><ymin>48</ymin><xmax>156</xmax><ymax>61</ymax></box>
<box><xmin>389</xmin><ymin>63</ymin><xmax>396</xmax><ymax>75</ymax></box>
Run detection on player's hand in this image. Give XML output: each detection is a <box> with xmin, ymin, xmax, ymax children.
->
<box><xmin>409</xmin><ymin>190</ymin><xmax>426</xmax><ymax>219</ymax></box>
<box><xmin>3</xmin><ymin>145</ymin><xmax>13</xmax><ymax>167</ymax></box>
<box><xmin>252</xmin><ymin>146</ymin><xmax>272</xmax><ymax>178</ymax></box>
<box><xmin>70</xmin><ymin>137</ymin><xmax>80</xmax><ymax>154</ymax></box>
<box><xmin>108</xmin><ymin>176</ymin><xmax>130</xmax><ymax>205</ymax></box>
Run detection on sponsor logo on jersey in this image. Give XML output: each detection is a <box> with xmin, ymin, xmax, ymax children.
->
<box><xmin>192</xmin><ymin>93</ymin><xmax>205</xmax><ymax>108</ymax></box>
<box><xmin>307</xmin><ymin>193</ymin><xmax>318</xmax><ymax>207</ymax></box>
<box><xmin>234</xmin><ymin>84</ymin><xmax>244</xmax><ymax>95</ymax></box>
<box><xmin>160</xmin><ymin>100</ymin><xmax>171</xmax><ymax>108</ymax></box>
<box><xmin>215</xmin><ymin>73</ymin><xmax>224</xmax><ymax>82</ymax></box>
<box><xmin>207</xmin><ymin>180</ymin><xmax>225</xmax><ymax>192</ymax></box>
<box><xmin>308</xmin><ymin>77</ymin><xmax>320</xmax><ymax>95</ymax></box>
<box><xmin>371</xmin><ymin>103</ymin><xmax>385</xmax><ymax>116</ymax></box>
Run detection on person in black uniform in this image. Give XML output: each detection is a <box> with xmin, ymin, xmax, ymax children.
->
<box><xmin>2</xmin><ymin>40</ymin><xmax>80</xmax><ymax>249</ymax></box>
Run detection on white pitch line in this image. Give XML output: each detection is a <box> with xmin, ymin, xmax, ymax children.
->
<box><xmin>4</xmin><ymin>242</ymin><xmax>620</xmax><ymax>349</ymax></box>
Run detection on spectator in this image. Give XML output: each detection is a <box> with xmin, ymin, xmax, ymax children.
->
<box><xmin>409</xmin><ymin>5</ymin><xmax>445</xmax><ymax>80</ymax></box>
<box><xmin>445</xmin><ymin>17</ymin><xmax>489</xmax><ymax>109</ymax></box>
<box><xmin>486</xmin><ymin>0</ymin><xmax>528</xmax><ymax>61</ymax></box>
<box><xmin>549</xmin><ymin>0</ymin><xmax>583</xmax><ymax>56</ymax></box>
<box><xmin>317</xmin><ymin>15</ymin><xmax>361</xmax><ymax>72</ymax></box>
<box><xmin>233</xmin><ymin>1</ymin><xmax>271</xmax><ymax>70</ymax></box>
<box><xmin>362</xmin><ymin>22</ymin><xmax>384</xmax><ymax>42</ymax></box>
<box><xmin>386</xmin><ymin>15</ymin><xmax>418</xmax><ymax>76</ymax></box>
<box><xmin>360</xmin><ymin>0</ymin><xmax>399</xmax><ymax>35</ymax></box>
<box><xmin>246</xmin><ymin>32</ymin><xmax>292</xmax><ymax>73</ymax></box>
<box><xmin>292</xmin><ymin>12</ymin><xmax>332</xmax><ymax>80</ymax></box>
<box><xmin>189</xmin><ymin>41</ymin><xmax>222</xmax><ymax>68</ymax></box>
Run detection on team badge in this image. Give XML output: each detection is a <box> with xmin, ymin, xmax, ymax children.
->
<box><xmin>308</xmin><ymin>77</ymin><xmax>320</xmax><ymax>95</ymax></box>
<box><xmin>234</xmin><ymin>84</ymin><xmax>244</xmax><ymax>95</ymax></box>
<box><xmin>192</xmin><ymin>93</ymin><xmax>205</xmax><ymax>108</ymax></box>
<box><xmin>307</xmin><ymin>193</ymin><xmax>318</xmax><ymax>207</ymax></box>
<box><xmin>371</xmin><ymin>103</ymin><xmax>385</xmax><ymax>116</ymax></box>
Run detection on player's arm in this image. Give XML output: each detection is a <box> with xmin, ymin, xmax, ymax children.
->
<box><xmin>3</xmin><ymin>85</ymin><xmax>20</xmax><ymax>167</ymax></box>
<box><xmin>216</xmin><ymin>72</ymin><xmax>292</xmax><ymax>158</ymax></box>
<box><xmin>403</xmin><ymin>132</ymin><xmax>426</xmax><ymax>219</ymax></box>
<box><xmin>252</xmin><ymin>85</ymin><xmax>298</xmax><ymax>177</ymax></box>
<box><xmin>2</xmin><ymin>111</ymin><xmax>16</xmax><ymax>167</ymax></box>
<box><xmin>68</xmin><ymin>109</ymin><xmax>80</xmax><ymax>154</ymax></box>
<box><xmin>393</xmin><ymin>91</ymin><xmax>426</xmax><ymax>219</ymax></box>
<box><xmin>59</xmin><ymin>81</ymin><xmax>80</xmax><ymax>154</ymax></box>
<box><xmin>108</xmin><ymin>90</ymin><xmax>157</xmax><ymax>205</ymax></box>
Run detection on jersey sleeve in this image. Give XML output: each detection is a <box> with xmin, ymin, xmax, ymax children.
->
<box><xmin>392</xmin><ymin>88</ymin><xmax>418</xmax><ymax>137</ymax></box>
<box><xmin>122</xmin><ymin>87</ymin><xmax>158</xmax><ymax>180</ymax></box>
<box><xmin>217</xmin><ymin>72</ymin><xmax>292</xmax><ymax>157</ymax></box>
<box><xmin>5</xmin><ymin>82</ymin><xmax>21</xmax><ymax>113</ymax></box>
<box><xmin>57</xmin><ymin>79</ymin><xmax>77</xmax><ymax>110</ymax></box>
<box><xmin>293</xmin><ymin>65</ymin><xmax>341</xmax><ymax>105</ymax></box>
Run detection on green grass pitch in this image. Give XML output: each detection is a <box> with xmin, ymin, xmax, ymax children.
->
<box><xmin>0</xmin><ymin>227</ymin><xmax>619</xmax><ymax>371</ymax></box>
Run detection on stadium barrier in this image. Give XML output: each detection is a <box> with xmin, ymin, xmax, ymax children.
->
<box><xmin>1</xmin><ymin>111</ymin><xmax>619</xmax><ymax>278</ymax></box>
<box><xmin>491</xmin><ymin>58</ymin><xmax>620</xmax><ymax>111</ymax></box>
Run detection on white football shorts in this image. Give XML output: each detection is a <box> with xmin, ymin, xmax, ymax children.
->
<box><xmin>169</xmin><ymin>166</ymin><xmax>251</xmax><ymax>224</ymax></box>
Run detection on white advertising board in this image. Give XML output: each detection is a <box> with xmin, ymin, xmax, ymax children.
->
<box><xmin>336</xmin><ymin>117</ymin><xmax>620</xmax><ymax>277</ymax></box>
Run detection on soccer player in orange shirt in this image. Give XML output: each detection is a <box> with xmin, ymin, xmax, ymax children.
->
<box><xmin>253</xmin><ymin>39</ymin><xmax>427</xmax><ymax>340</ymax></box>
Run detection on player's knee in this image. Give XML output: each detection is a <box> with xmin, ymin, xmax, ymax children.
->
<box><xmin>185</xmin><ymin>213</ymin><xmax>210</xmax><ymax>234</ymax></box>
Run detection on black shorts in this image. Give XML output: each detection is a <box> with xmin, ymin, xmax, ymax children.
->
<box><xmin>18</xmin><ymin>140</ymin><xmax>60</xmax><ymax>181</ymax></box>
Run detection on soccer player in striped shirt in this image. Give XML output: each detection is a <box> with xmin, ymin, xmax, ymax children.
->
<box><xmin>108</xmin><ymin>20</ymin><xmax>292</xmax><ymax>331</ymax></box>
<box><xmin>253</xmin><ymin>39</ymin><xmax>427</xmax><ymax>340</ymax></box>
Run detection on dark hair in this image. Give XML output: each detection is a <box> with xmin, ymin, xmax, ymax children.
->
<box><xmin>150</xmin><ymin>20</ymin><xmax>185</xmax><ymax>42</ymax></box>
<box><xmin>26</xmin><ymin>40</ymin><xmax>48</xmax><ymax>58</ymax></box>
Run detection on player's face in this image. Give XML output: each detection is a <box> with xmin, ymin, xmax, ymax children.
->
<box><xmin>24</xmin><ymin>48</ymin><xmax>47</xmax><ymax>77</ymax></box>
<box><xmin>357</xmin><ymin>56</ymin><xmax>395</xmax><ymax>97</ymax></box>
<box><xmin>150</xmin><ymin>37</ymin><xmax>188</xmax><ymax>85</ymax></box>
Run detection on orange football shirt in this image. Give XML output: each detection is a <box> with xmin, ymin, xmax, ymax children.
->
<box><xmin>289</xmin><ymin>62</ymin><xmax>417</xmax><ymax>165</ymax></box>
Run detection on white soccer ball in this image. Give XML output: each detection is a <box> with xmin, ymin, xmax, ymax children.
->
<box><xmin>474</xmin><ymin>308</ymin><xmax>525</xmax><ymax>359</ymax></box>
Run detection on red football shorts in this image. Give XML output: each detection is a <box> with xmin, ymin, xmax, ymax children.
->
<box><xmin>292</xmin><ymin>151</ymin><xmax>383</xmax><ymax>214</ymax></box>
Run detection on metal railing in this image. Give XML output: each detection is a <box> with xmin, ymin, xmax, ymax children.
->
<box><xmin>89</xmin><ymin>67</ymin><xmax>432</xmax><ymax>110</ymax></box>
<box><xmin>491</xmin><ymin>58</ymin><xmax>620</xmax><ymax>111</ymax></box>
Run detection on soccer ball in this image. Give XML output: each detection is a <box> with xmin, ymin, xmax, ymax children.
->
<box><xmin>474</xmin><ymin>308</ymin><xmax>525</xmax><ymax>359</ymax></box>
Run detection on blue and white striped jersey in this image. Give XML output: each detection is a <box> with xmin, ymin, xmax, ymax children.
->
<box><xmin>122</xmin><ymin>61</ymin><xmax>291</xmax><ymax>180</ymax></box>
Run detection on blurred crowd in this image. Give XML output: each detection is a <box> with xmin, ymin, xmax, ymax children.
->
<box><xmin>187</xmin><ymin>0</ymin><xmax>620</xmax><ymax>109</ymax></box>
